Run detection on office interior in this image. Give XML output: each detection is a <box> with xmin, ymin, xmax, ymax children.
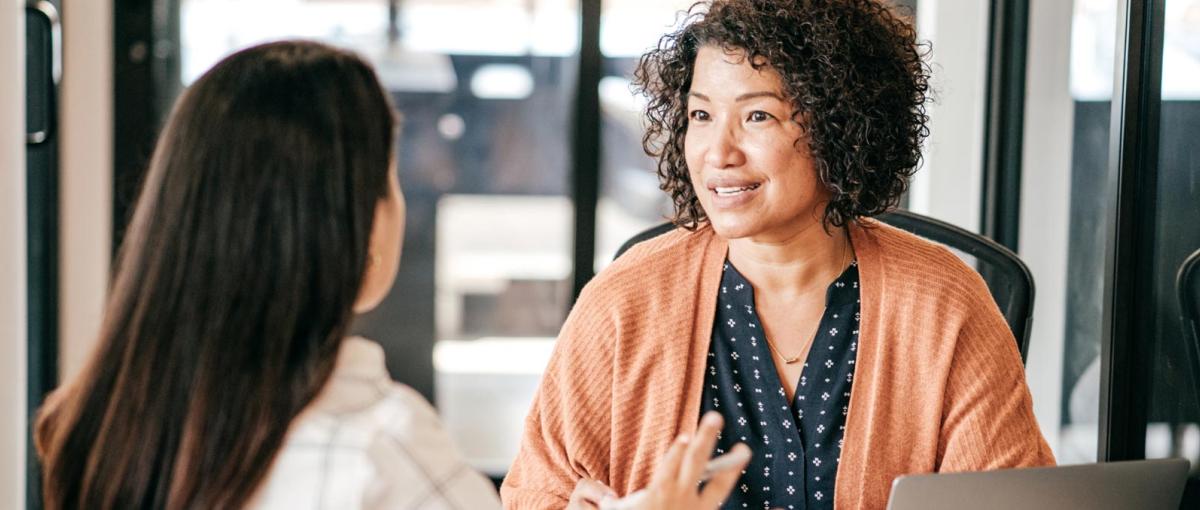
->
<box><xmin>2</xmin><ymin>0</ymin><xmax>1199</xmax><ymax>507</ymax></box>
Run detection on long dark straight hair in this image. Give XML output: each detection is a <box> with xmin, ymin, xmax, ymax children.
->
<box><xmin>35</xmin><ymin>40</ymin><xmax>397</xmax><ymax>509</ymax></box>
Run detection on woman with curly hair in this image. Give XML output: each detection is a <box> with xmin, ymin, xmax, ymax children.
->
<box><xmin>502</xmin><ymin>1</ymin><xmax>1054</xmax><ymax>509</ymax></box>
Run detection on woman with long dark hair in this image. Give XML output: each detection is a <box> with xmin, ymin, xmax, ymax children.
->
<box><xmin>32</xmin><ymin>40</ymin><xmax>503</xmax><ymax>509</ymax></box>
<box><xmin>35</xmin><ymin>38</ymin><xmax>746</xmax><ymax>510</ymax></box>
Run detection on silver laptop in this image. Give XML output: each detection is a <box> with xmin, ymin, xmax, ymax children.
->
<box><xmin>886</xmin><ymin>458</ymin><xmax>1190</xmax><ymax>510</ymax></box>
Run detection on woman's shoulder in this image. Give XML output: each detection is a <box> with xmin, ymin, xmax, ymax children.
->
<box><xmin>271</xmin><ymin>376</ymin><xmax>432</xmax><ymax>466</ymax></box>
<box><xmin>854</xmin><ymin>219</ymin><xmax>1022</xmax><ymax>376</ymax></box>
<box><xmin>253</xmin><ymin>375</ymin><xmax>500</xmax><ymax>509</ymax></box>
<box><xmin>550</xmin><ymin>225</ymin><xmax>717</xmax><ymax>364</ymax></box>
<box><xmin>299</xmin><ymin>339</ymin><xmax>437</xmax><ymax>425</ymax></box>
<box><xmin>585</xmin><ymin>224</ymin><xmax>715</xmax><ymax>301</ymax></box>
<box><xmin>856</xmin><ymin>218</ymin><xmax>994</xmax><ymax>304</ymax></box>
<box><xmin>294</xmin><ymin>354</ymin><xmax>447</xmax><ymax>446</ymax></box>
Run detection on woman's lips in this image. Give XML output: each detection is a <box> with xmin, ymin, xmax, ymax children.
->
<box><xmin>713</xmin><ymin>183</ymin><xmax>761</xmax><ymax>195</ymax></box>
<box><xmin>708</xmin><ymin>182</ymin><xmax>762</xmax><ymax>208</ymax></box>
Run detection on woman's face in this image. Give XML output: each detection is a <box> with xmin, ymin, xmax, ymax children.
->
<box><xmin>684</xmin><ymin>45</ymin><xmax>829</xmax><ymax>242</ymax></box>
<box><xmin>354</xmin><ymin>162</ymin><xmax>405</xmax><ymax>313</ymax></box>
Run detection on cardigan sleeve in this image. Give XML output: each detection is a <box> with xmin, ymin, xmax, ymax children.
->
<box><xmin>500</xmin><ymin>285</ymin><xmax>618</xmax><ymax>510</ymax></box>
<box><xmin>936</xmin><ymin>300</ymin><xmax>1056</xmax><ymax>472</ymax></box>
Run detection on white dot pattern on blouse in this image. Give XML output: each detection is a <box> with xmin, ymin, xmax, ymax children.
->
<box><xmin>701</xmin><ymin>260</ymin><xmax>860</xmax><ymax>510</ymax></box>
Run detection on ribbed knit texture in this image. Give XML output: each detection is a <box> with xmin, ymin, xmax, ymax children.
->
<box><xmin>500</xmin><ymin>219</ymin><xmax>1055</xmax><ymax>510</ymax></box>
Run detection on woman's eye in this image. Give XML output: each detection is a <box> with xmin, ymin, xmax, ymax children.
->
<box><xmin>748</xmin><ymin>111</ymin><xmax>773</xmax><ymax>122</ymax></box>
<box><xmin>689</xmin><ymin>110</ymin><xmax>710</xmax><ymax>121</ymax></box>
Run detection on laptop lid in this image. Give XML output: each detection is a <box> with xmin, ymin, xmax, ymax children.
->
<box><xmin>886</xmin><ymin>458</ymin><xmax>1189</xmax><ymax>510</ymax></box>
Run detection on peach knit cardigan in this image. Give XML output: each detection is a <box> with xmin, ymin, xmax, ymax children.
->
<box><xmin>501</xmin><ymin>219</ymin><xmax>1055</xmax><ymax>509</ymax></box>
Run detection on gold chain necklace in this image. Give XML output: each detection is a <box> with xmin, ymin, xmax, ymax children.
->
<box><xmin>760</xmin><ymin>233</ymin><xmax>852</xmax><ymax>365</ymax></box>
<box><xmin>765</xmin><ymin>339</ymin><xmax>805</xmax><ymax>364</ymax></box>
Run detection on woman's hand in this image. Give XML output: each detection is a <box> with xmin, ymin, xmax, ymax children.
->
<box><xmin>567</xmin><ymin>477</ymin><xmax>617</xmax><ymax>510</ymax></box>
<box><xmin>636</xmin><ymin>411</ymin><xmax>749</xmax><ymax>510</ymax></box>
<box><xmin>567</xmin><ymin>412</ymin><xmax>748</xmax><ymax>510</ymax></box>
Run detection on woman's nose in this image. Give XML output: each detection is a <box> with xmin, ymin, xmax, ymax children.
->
<box><xmin>703</xmin><ymin>125</ymin><xmax>746</xmax><ymax>169</ymax></box>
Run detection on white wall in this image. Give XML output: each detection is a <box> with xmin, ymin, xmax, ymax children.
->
<box><xmin>1019</xmin><ymin>0</ymin><xmax>1078</xmax><ymax>461</ymax></box>
<box><xmin>60</xmin><ymin>0</ymin><xmax>113</xmax><ymax>381</ymax></box>
<box><xmin>1</xmin><ymin>0</ymin><xmax>28</xmax><ymax>505</ymax></box>
<box><xmin>909</xmin><ymin>0</ymin><xmax>990</xmax><ymax>233</ymax></box>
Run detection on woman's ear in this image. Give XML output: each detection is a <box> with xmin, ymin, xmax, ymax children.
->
<box><xmin>354</xmin><ymin>170</ymin><xmax>405</xmax><ymax>314</ymax></box>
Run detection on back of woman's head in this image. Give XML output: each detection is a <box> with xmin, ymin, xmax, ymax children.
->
<box><xmin>35</xmin><ymin>40</ymin><xmax>397</xmax><ymax>509</ymax></box>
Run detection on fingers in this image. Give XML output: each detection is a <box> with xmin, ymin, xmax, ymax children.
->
<box><xmin>642</xmin><ymin>417</ymin><xmax>750</xmax><ymax>510</ymax></box>
<box><xmin>678</xmin><ymin>411</ymin><xmax>724</xmax><ymax>485</ymax></box>
<box><xmin>577</xmin><ymin>478</ymin><xmax>617</xmax><ymax>502</ymax></box>
<box><xmin>569</xmin><ymin>478</ymin><xmax>616</xmax><ymax>510</ymax></box>
<box><xmin>698</xmin><ymin>443</ymin><xmax>751</xmax><ymax>509</ymax></box>
<box><xmin>566</xmin><ymin>499</ymin><xmax>599</xmax><ymax>510</ymax></box>
<box><xmin>651</xmin><ymin>434</ymin><xmax>689</xmax><ymax>489</ymax></box>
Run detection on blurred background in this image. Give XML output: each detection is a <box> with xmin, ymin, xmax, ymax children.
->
<box><xmin>5</xmin><ymin>0</ymin><xmax>1200</xmax><ymax>507</ymax></box>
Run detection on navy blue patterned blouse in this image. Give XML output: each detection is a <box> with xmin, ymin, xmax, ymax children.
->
<box><xmin>701</xmin><ymin>259</ymin><xmax>861</xmax><ymax>510</ymax></box>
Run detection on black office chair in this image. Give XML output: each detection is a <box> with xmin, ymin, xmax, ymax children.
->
<box><xmin>1177</xmin><ymin>248</ymin><xmax>1200</xmax><ymax>421</ymax></box>
<box><xmin>613</xmin><ymin>209</ymin><xmax>1036</xmax><ymax>362</ymax></box>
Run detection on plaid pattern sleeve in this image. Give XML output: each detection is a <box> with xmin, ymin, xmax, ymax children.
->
<box><xmin>249</xmin><ymin>337</ymin><xmax>502</xmax><ymax>510</ymax></box>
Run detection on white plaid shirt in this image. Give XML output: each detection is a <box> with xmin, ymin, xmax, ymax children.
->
<box><xmin>248</xmin><ymin>337</ymin><xmax>502</xmax><ymax>510</ymax></box>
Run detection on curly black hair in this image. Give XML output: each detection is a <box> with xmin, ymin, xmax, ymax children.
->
<box><xmin>633</xmin><ymin>0</ymin><xmax>931</xmax><ymax>230</ymax></box>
